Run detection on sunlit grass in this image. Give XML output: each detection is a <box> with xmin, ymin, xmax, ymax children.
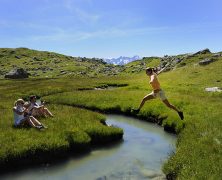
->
<box><xmin>0</xmin><ymin>103</ymin><xmax>123</xmax><ymax>167</ymax></box>
<box><xmin>0</xmin><ymin>53</ymin><xmax>221</xmax><ymax>178</ymax></box>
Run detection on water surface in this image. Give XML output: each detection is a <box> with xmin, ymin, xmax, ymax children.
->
<box><xmin>1</xmin><ymin>115</ymin><xmax>176</xmax><ymax>180</ymax></box>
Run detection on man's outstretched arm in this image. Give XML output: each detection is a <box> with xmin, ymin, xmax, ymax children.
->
<box><xmin>156</xmin><ymin>64</ymin><xmax>168</xmax><ymax>75</ymax></box>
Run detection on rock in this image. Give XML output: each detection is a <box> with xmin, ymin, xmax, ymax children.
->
<box><xmin>199</xmin><ymin>58</ymin><xmax>215</xmax><ymax>65</ymax></box>
<box><xmin>140</xmin><ymin>169</ymin><xmax>165</xmax><ymax>179</ymax></box>
<box><xmin>205</xmin><ymin>87</ymin><xmax>222</xmax><ymax>92</ymax></box>
<box><xmin>0</xmin><ymin>70</ymin><xmax>5</xmax><ymax>75</ymax></box>
<box><xmin>193</xmin><ymin>48</ymin><xmax>211</xmax><ymax>55</ymax></box>
<box><xmin>212</xmin><ymin>53</ymin><xmax>221</xmax><ymax>57</ymax></box>
<box><xmin>187</xmin><ymin>54</ymin><xmax>195</xmax><ymax>58</ymax></box>
<box><xmin>60</xmin><ymin>72</ymin><xmax>67</xmax><ymax>75</ymax></box>
<box><xmin>33</xmin><ymin>57</ymin><xmax>42</xmax><ymax>61</ymax></box>
<box><xmin>178</xmin><ymin>62</ymin><xmax>186</xmax><ymax>67</ymax></box>
<box><xmin>15</xmin><ymin>55</ymin><xmax>21</xmax><ymax>59</ymax></box>
<box><xmin>96</xmin><ymin>176</ymin><xmax>107</xmax><ymax>180</ymax></box>
<box><xmin>54</xmin><ymin>59</ymin><xmax>61</xmax><ymax>64</ymax></box>
<box><xmin>174</xmin><ymin>58</ymin><xmax>182</xmax><ymax>64</ymax></box>
<box><xmin>9</xmin><ymin>50</ymin><xmax>15</xmax><ymax>54</ymax></box>
<box><xmin>21</xmin><ymin>54</ymin><xmax>29</xmax><ymax>57</ymax></box>
<box><xmin>161</xmin><ymin>61</ymin><xmax>168</xmax><ymax>67</ymax></box>
<box><xmin>5</xmin><ymin>68</ymin><xmax>29</xmax><ymax>79</ymax></box>
<box><xmin>32</xmin><ymin>72</ymin><xmax>39</xmax><ymax>77</ymax></box>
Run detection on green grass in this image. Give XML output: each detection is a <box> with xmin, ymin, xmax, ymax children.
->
<box><xmin>0</xmin><ymin>104</ymin><xmax>123</xmax><ymax>167</ymax></box>
<box><xmin>0</xmin><ymin>48</ymin><xmax>222</xmax><ymax>179</ymax></box>
<box><xmin>0</xmin><ymin>77</ymin><xmax>124</xmax><ymax>168</ymax></box>
<box><xmin>44</xmin><ymin>59</ymin><xmax>222</xmax><ymax>179</ymax></box>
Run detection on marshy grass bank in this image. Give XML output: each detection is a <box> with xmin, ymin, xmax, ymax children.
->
<box><xmin>1</xmin><ymin>115</ymin><xmax>176</xmax><ymax>180</ymax></box>
<box><xmin>0</xmin><ymin>103</ymin><xmax>123</xmax><ymax>172</ymax></box>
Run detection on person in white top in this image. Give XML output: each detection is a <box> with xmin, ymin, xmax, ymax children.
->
<box><xmin>13</xmin><ymin>99</ymin><xmax>47</xmax><ymax>129</ymax></box>
<box><xmin>25</xmin><ymin>95</ymin><xmax>53</xmax><ymax>118</ymax></box>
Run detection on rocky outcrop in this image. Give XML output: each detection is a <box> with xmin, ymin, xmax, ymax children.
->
<box><xmin>4</xmin><ymin>68</ymin><xmax>29</xmax><ymax>79</ymax></box>
<box><xmin>199</xmin><ymin>58</ymin><xmax>215</xmax><ymax>65</ymax></box>
<box><xmin>159</xmin><ymin>56</ymin><xmax>183</xmax><ymax>72</ymax></box>
<box><xmin>193</xmin><ymin>48</ymin><xmax>211</xmax><ymax>55</ymax></box>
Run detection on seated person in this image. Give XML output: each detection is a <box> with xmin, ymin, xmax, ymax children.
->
<box><xmin>25</xmin><ymin>95</ymin><xmax>53</xmax><ymax>118</ymax></box>
<box><xmin>13</xmin><ymin>99</ymin><xmax>46</xmax><ymax>129</ymax></box>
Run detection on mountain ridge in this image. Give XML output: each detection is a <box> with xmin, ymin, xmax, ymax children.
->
<box><xmin>104</xmin><ymin>55</ymin><xmax>141</xmax><ymax>65</ymax></box>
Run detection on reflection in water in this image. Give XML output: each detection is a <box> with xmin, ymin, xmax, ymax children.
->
<box><xmin>1</xmin><ymin>115</ymin><xmax>176</xmax><ymax>180</ymax></box>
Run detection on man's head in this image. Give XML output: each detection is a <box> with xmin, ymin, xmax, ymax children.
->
<box><xmin>29</xmin><ymin>95</ymin><xmax>36</xmax><ymax>102</ymax></box>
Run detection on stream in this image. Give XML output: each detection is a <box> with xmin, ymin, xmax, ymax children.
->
<box><xmin>1</xmin><ymin>115</ymin><xmax>176</xmax><ymax>180</ymax></box>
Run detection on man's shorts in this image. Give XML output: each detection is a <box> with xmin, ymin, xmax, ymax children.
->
<box><xmin>151</xmin><ymin>89</ymin><xmax>167</xmax><ymax>101</ymax></box>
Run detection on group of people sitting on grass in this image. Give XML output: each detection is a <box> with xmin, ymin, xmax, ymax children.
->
<box><xmin>13</xmin><ymin>95</ymin><xmax>53</xmax><ymax>130</ymax></box>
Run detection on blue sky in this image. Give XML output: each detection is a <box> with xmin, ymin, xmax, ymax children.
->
<box><xmin>0</xmin><ymin>0</ymin><xmax>222</xmax><ymax>58</ymax></box>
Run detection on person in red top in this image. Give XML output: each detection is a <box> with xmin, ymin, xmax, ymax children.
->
<box><xmin>132</xmin><ymin>67</ymin><xmax>184</xmax><ymax>120</ymax></box>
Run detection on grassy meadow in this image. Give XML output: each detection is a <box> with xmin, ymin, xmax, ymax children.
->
<box><xmin>0</xmin><ymin>77</ymin><xmax>125</xmax><ymax>169</ymax></box>
<box><xmin>0</xmin><ymin>49</ymin><xmax>222</xmax><ymax>179</ymax></box>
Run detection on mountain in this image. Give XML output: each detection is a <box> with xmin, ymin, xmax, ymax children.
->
<box><xmin>104</xmin><ymin>55</ymin><xmax>141</xmax><ymax>65</ymax></box>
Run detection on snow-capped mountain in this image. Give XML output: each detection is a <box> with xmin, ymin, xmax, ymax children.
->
<box><xmin>104</xmin><ymin>55</ymin><xmax>141</xmax><ymax>65</ymax></box>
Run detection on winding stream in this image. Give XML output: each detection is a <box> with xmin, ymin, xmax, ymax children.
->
<box><xmin>1</xmin><ymin>115</ymin><xmax>176</xmax><ymax>180</ymax></box>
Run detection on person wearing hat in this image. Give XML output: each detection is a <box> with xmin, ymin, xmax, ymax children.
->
<box><xmin>13</xmin><ymin>98</ymin><xmax>46</xmax><ymax>129</ymax></box>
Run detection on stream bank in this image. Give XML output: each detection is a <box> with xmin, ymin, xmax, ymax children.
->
<box><xmin>1</xmin><ymin>115</ymin><xmax>176</xmax><ymax>180</ymax></box>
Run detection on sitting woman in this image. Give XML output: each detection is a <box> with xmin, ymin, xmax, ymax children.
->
<box><xmin>13</xmin><ymin>99</ymin><xmax>46</xmax><ymax>129</ymax></box>
<box><xmin>25</xmin><ymin>95</ymin><xmax>53</xmax><ymax>118</ymax></box>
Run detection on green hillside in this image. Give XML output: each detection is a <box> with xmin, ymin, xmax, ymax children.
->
<box><xmin>1</xmin><ymin>47</ymin><xmax>221</xmax><ymax>78</ymax></box>
<box><xmin>0</xmin><ymin>47</ymin><xmax>123</xmax><ymax>78</ymax></box>
<box><xmin>0</xmin><ymin>47</ymin><xmax>222</xmax><ymax>179</ymax></box>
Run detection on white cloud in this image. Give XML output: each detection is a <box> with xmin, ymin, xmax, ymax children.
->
<box><xmin>63</xmin><ymin>0</ymin><xmax>99</xmax><ymax>24</ymax></box>
<box><xmin>4</xmin><ymin>21</ymin><xmax>222</xmax><ymax>45</ymax></box>
<box><xmin>73</xmin><ymin>7</ymin><xmax>100</xmax><ymax>24</ymax></box>
<box><xmin>22</xmin><ymin>26</ymin><xmax>169</xmax><ymax>43</ymax></box>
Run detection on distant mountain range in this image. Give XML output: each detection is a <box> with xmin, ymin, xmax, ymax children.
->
<box><xmin>104</xmin><ymin>55</ymin><xmax>141</xmax><ymax>65</ymax></box>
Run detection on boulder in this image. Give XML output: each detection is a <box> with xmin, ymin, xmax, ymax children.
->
<box><xmin>60</xmin><ymin>71</ymin><xmax>67</xmax><ymax>75</ymax></box>
<box><xmin>15</xmin><ymin>55</ymin><xmax>21</xmax><ymax>59</ymax></box>
<box><xmin>4</xmin><ymin>68</ymin><xmax>29</xmax><ymax>79</ymax></box>
<box><xmin>205</xmin><ymin>87</ymin><xmax>222</xmax><ymax>92</ymax></box>
<box><xmin>212</xmin><ymin>53</ymin><xmax>221</xmax><ymax>57</ymax></box>
<box><xmin>174</xmin><ymin>58</ymin><xmax>182</xmax><ymax>64</ymax></box>
<box><xmin>199</xmin><ymin>58</ymin><xmax>215</xmax><ymax>65</ymax></box>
